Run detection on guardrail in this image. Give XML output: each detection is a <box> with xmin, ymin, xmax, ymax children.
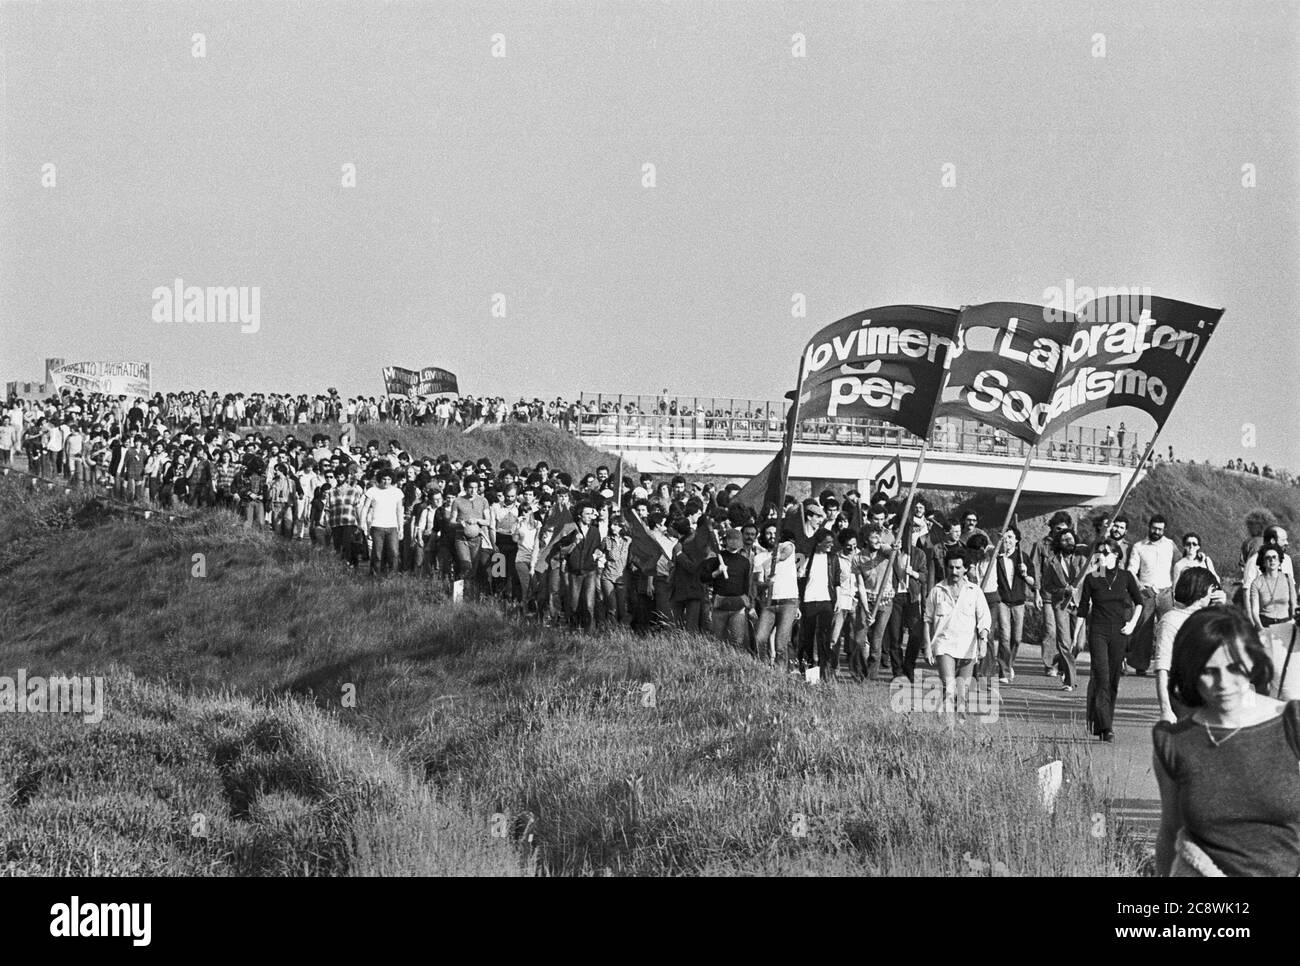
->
<box><xmin>574</xmin><ymin>394</ymin><xmax>1142</xmax><ymax>468</ymax></box>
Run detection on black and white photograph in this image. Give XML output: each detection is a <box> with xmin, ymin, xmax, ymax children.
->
<box><xmin>1</xmin><ymin>0</ymin><xmax>1298</xmax><ymax>933</ymax></box>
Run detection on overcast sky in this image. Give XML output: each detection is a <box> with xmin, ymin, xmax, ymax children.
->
<box><xmin>2</xmin><ymin>1</ymin><xmax>1296</xmax><ymax>468</ymax></box>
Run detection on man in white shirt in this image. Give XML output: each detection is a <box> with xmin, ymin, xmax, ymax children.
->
<box><xmin>362</xmin><ymin>468</ymin><xmax>405</xmax><ymax>577</ymax></box>
<box><xmin>798</xmin><ymin>529</ymin><xmax>837</xmax><ymax>674</ymax></box>
<box><xmin>925</xmin><ymin>548</ymin><xmax>992</xmax><ymax>715</ymax></box>
<box><xmin>1126</xmin><ymin>514</ymin><xmax>1177</xmax><ymax>674</ymax></box>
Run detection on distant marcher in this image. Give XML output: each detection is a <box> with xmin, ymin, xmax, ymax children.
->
<box><xmin>1153</xmin><ymin>607</ymin><xmax>1300</xmax><ymax>876</ymax></box>
<box><xmin>1248</xmin><ymin>546</ymin><xmax>1296</xmax><ymax>630</ymax></box>
<box><xmin>1079</xmin><ymin>538</ymin><xmax>1145</xmax><ymax>742</ymax></box>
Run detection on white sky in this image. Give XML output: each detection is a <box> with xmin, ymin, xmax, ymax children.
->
<box><xmin>2</xmin><ymin>0</ymin><xmax>1296</xmax><ymax>467</ymax></box>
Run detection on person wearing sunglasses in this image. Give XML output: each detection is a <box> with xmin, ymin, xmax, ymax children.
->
<box><xmin>1248</xmin><ymin>547</ymin><xmax>1296</xmax><ymax>631</ymax></box>
<box><xmin>1078</xmin><ymin>537</ymin><xmax>1145</xmax><ymax>742</ymax></box>
<box><xmin>1172</xmin><ymin>532</ymin><xmax>1218</xmax><ymax>584</ymax></box>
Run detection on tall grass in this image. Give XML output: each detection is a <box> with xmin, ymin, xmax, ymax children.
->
<box><xmin>0</xmin><ymin>479</ymin><xmax>1149</xmax><ymax>875</ymax></box>
<box><xmin>0</xmin><ymin>670</ymin><xmax>530</xmax><ymax>876</ymax></box>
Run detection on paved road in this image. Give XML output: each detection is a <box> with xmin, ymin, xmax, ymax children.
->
<box><xmin>834</xmin><ymin>642</ymin><xmax>1164</xmax><ymax>841</ymax></box>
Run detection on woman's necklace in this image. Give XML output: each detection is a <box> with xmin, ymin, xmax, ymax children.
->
<box><xmin>1263</xmin><ymin>572</ymin><xmax>1282</xmax><ymax>602</ymax></box>
<box><xmin>1202</xmin><ymin>715</ymin><xmax>1246</xmax><ymax>747</ymax></box>
<box><xmin>1103</xmin><ymin>567</ymin><xmax>1119</xmax><ymax>592</ymax></box>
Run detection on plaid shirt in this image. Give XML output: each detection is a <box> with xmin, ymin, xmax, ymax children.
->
<box><xmin>213</xmin><ymin>462</ymin><xmax>239</xmax><ymax>493</ymax></box>
<box><xmin>328</xmin><ymin>482</ymin><xmax>365</xmax><ymax>528</ymax></box>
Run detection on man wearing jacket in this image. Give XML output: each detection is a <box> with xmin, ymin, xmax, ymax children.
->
<box><xmin>797</xmin><ymin>528</ymin><xmax>839</xmax><ymax>675</ymax></box>
<box><xmin>563</xmin><ymin>502</ymin><xmax>604</xmax><ymax>630</ymax></box>
<box><xmin>993</xmin><ymin>526</ymin><xmax>1034</xmax><ymax>683</ymax></box>
<box><xmin>1030</xmin><ymin>511</ymin><xmax>1073</xmax><ymax>676</ymax></box>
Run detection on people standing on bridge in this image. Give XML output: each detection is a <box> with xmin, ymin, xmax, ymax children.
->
<box><xmin>1153</xmin><ymin>606</ymin><xmax>1300</xmax><ymax>876</ymax></box>
<box><xmin>1127</xmin><ymin>514</ymin><xmax>1177</xmax><ymax>676</ymax></box>
<box><xmin>1079</xmin><ymin>538</ymin><xmax>1145</xmax><ymax>741</ymax></box>
<box><xmin>924</xmin><ymin>547</ymin><xmax>992</xmax><ymax>716</ymax></box>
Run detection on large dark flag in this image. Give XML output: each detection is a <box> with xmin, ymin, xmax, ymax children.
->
<box><xmin>532</xmin><ymin>499</ymin><xmax>576</xmax><ymax>573</ymax></box>
<box><xmin>731</xmin><ymin>450</ymin><xmax>784</xmax><ymax>516</ymax></box>
<box><xmin>622</xmin><ymin>506</ymin><xmax>666</xmax><ymax>573</ymax></box>
<box><xmin>1041</xmin><ymin>295</ymin><xmax>1223</xmax><ymax>437</ymax></box>
<box><xmin>934</xmin><ymin>302</ymin><xmax>1078</xmax><ymax>444</ymax></box>
<box><xmin>797</xmin><ymin>305</ymin><xmax>961</xmax><ymax>439</ymax></box>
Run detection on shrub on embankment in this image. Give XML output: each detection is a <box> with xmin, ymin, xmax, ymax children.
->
<box><xmin>0</xmin><ymin>480</ymin><xmax>1149</xmax><ymax>875</ymax></box>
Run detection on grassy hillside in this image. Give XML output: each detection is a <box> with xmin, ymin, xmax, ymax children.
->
<box><xmin>0</xmin><ymin>671</ymin><xmax>530</xmax><ymax>876</ymax></box>
<box><xmin>269</xmin><ymin>421</ymin><xmax>623</xmax><ymax>475</ymax></box>
<box><xmin>0</xmin><ymin>480</ymin><xmax>1146</xmax><ymax>876</ymax></box>
<box><xmin>1114</xmin><ymin>462</ymin><xmax>1298</xmax><ymax>579</ymax></box>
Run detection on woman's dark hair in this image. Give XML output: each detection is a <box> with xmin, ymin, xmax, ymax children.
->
<box><xmin>836</xmin><ymin>528</ymin><xmax>857</xmax><ymax>549</ymax></box>
<box><xmin>1256</xmin><ymin>545</ymin><xmax>1286</xmax><ymax>571</ymax></box>
<box><xmin>1052</xmin><ymin>529</ymin><xmax>1078</xmax><ymax>552</ymax></box>
<box><xmin>965</xmin><ymin>532</ymin><xmax>990</xmax><ymax>553</ymax></box>
<box><xmin>646</xmin><ymin>509</ymin><xmax>666</xmax><ymax>531</ymax></box>
<box><xmin>1096</xmin><ymin>537</ymin><xmax>1124</xmax><ymax>563</ymax></box>
<box><xmin>1168</xmin><ymin>606</ymin><xmax>1273</xmax><ymax>708</ymax></box>
<box><xmin>1181</xmin><ymin>531</ymin><xmax>1201</xmax><ymax>546</ymax></box>
<box><xmin>1173</xmin><ymin>566</ymin><xmax>1219</xmax><ymax>607</ymax></box>
<box><xmin>1002</xmin><ymin>525</ymin><xmax>1021</xmax><ymax>544</ymax></box>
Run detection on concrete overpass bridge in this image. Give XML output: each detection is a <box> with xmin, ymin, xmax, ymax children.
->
<box><xmin>575</xmin><ymin>393</ymin><xmax>1143</xmax><ymax>512</ymax></box>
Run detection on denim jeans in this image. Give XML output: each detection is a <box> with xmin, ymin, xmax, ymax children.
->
<box><xmin>370</xmin><ymin>526</ymin><xmax>400</xmax><ymax>576</ymax></box>
<box><xmin>755</xmin><ymin>599</ymin><xmax>799</xmax><ymax>664</ymax></box>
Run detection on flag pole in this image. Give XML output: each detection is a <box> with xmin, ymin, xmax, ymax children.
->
<box><xmin>979</xmin><ymin>445</ymin><xmax>1036</xmax><ymax>594</ymax></box>
<box><xmin>775</xmin><ymin>365</ymin><xmax>806</xmax><ymax>515</ymax></box>
<box><xmin>1067</xmin><ymin>423</ymin><xmax>1162</xmax><ymax>601</ymax></box>
<box><xmin>865</xmin><ymin>438</ymin><xmax>930</xmax><ymax>628</ymax></box>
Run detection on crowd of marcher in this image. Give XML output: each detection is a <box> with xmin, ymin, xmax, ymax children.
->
<box><xmin>3</xmin><ymin>385</ymin><xmax>1299</xmax><ymax>877</ymax></box>
<box><xmin>5</xmin><ymin>388</ymin><xmax>1295</xmax><ymax>719</ymax></box>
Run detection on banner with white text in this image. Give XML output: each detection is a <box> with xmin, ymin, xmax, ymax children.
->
<box><xmin>47</xmin><ymin>360</ymin><xmax>152</xmax><ymax>398</ymax></box>
<box><xmin>934</xmin><ymin>302</ymin><xmax>1078</xmax><ymax>444</ymax></box>
<box><xmin>796</xmin><ymin>305</ymin><xmax>960</xmax><ymax>439</ymax></box>
<box><xmin>1040</xmin><ymin>296</ymin><xmax>1223</xmax><ymax>438</ymax></box>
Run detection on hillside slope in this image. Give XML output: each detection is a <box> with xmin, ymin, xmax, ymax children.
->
<box><xmin>0</xmin><ymin>482</ymin><xmax>1145</xmax><ymax>876</ymax></box>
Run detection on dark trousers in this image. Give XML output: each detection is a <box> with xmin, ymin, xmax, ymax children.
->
<box><xmin>1127</xmin><ymin>586</ymin><xmax>1170</xmax><ymax>672</ymax></box>
<box><xmin>798</xmin><ymin>600</ymin><xmax>835</xmax><ymax>670</ymax></box>
<box><xmin>332</xmin><ymin>524</ymin><xmax>360</xmax><ymax>567</ymax></box>
<box><xmin>672</xmin><ymin>598</ymin><xmax>703</xmax><ymax>632</ymax></box>
<box><xmin>567</xmin><ymin>570</ymin><xmax>599</xmax><ymax>629</ymax></box>
<box><xmin>885</xmin><ymin>595</ymin><xmax>925</xmax><ymax>682</ymax></box>
<box><xmin>1086</xmin><ymin>621</ymin><xmax>1130</xmax><ymax>735</ymax></box>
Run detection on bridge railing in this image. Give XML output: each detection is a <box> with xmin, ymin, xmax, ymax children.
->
<box><xmin>575</xmin><ymin>393</ymin><xmax>1142</xmax><ymax>468</ymax></box>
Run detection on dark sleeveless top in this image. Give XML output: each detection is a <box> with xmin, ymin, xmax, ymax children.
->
<box><xmin>1152</xmin><ymin>701</ymin><xmax>1300</xmax><ymax>876</ymax></box>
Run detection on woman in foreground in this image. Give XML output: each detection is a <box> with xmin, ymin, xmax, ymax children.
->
<box><xmin>1153</xmin><ymin>607</ymin><xmax>1300</xmax><ymax>876</ymax></box>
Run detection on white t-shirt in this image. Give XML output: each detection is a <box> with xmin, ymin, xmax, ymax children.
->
<box><xmin>803</xmin><ymin>553</ymin><xmax>832</xmax><ymax>603</ymax></box>
<box><xmin>1153</xmin><ymin>607</ymin><xmax>1193</xmax><ymax>674</ymax></box>
<box><xmin>364</xmin><ymin>486</ymin><xmax>404</xmax><ymax>529</ymax></box>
